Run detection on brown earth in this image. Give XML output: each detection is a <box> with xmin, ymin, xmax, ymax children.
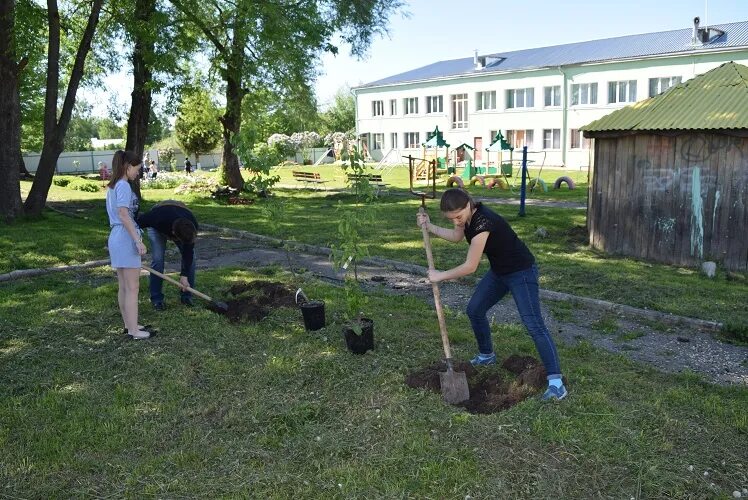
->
<box><xmin>405</xmin><ymin>355</ymin><xmax>550</xmax><ymax>414</ymax></box>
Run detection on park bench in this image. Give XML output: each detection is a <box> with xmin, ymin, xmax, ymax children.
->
<box><xmin>292</xmin><ymin>170</ymin><xmax>328</xmax><ymax>190</ymax></box>
<box><xmin>346</xmin><ymin>173</ymin><xmax>388</xmax><ymax>195</ymax></box>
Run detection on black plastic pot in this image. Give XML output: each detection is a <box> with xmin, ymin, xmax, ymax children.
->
<box><xmin>300</xmin><ymin>300</ymin><xmax>325</xmax><ymax>331</ymax></box>
<box><xmin>343</xmin><ymin>318</ymin><xmax>374</xmax><ymax>354</ymax></box>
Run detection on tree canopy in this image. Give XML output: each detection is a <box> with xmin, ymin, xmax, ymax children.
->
<box><xmin>174</xmin><ymin>88</ymin><xmax>222</xmax><ymax>162</ymax></box>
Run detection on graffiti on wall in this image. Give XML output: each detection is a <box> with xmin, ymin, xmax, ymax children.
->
<box><xmin>680</xmin><ymin>134</ymin><xmax>744</xmax><ymax>162</ymax></box>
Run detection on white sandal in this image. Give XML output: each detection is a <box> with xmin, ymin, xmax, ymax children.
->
<box><xmin>128</xmin><ymin>329</ymin><xmax>152</xmax><ymax>339</ymax></box>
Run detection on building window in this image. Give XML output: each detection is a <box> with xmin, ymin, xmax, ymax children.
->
<box><xmin>371</xmin><ymin>133</ymin><xmax>384</xmax><ymax>150</ymax></box>
<box><xmin>476</xmin><ymin>91</ymin><xmax>496</xmax><ymax>111</ymax></box>
<box><xmin>648</xmin><ymin>76</ymin><xmax>682</xmax><ymax>97</ymax></box>
<box><xmin>390</xmin><ymin>133</ymin><xmax>398</xmax><ymax>148</ymax></box>
<box><xmin>389</xmin><ymin>99</ymin><xmax>397</xmax><ymax>115</ymax></box>
<box><xmin>570</xmin><ymin>83</ymin><xmax>598</xmax><ymax>105</ymax></box>
<box><xmin>426</xmin><ymin>95</ymin><xmax>443</xmax><ymax>113</ymax></box>
<box><xmin>569</xmin><ymin>129</ymin><xmax>591</xmax><ymax>149</ymax></box>
<box><xmin>451</xmin><ymin>94</ymin><xmax>468</xmax><ymax>129</ymax></box>
<box><xmin>543</xmin><ymin>129</ymin><xmax>560</xmax><ymax>149</ymax></box>
<box><xmin>506</xmin><ymin>87</ymin><xmax>534</xmax><ymax>109</ymax></box>
<box><xmin>404</xmin><ymin>97</ymin><xmax>419</xmax><ymax>115</ymax></box>
<box><xmin>608</xmin><ymin>80</ymin><xmax>637</xmax><ymax>103</ymax></box>
<box><xmin>544</xmin><ymin>86</ymin><xmax>561</xmax><ymax>107</ymax></box>
<box><xmin>371</xmin><ymin>100</ymin><xmax>384</xmax><ymax>117</ymax></box>
<box><xmin>506</xmin><ymin>129</ymin><xmax>534</xmax><ymax>149</ymax></box>
<box><xmin>404</xmin><ymin>132</ymin><xmax>420</xmax><ymax>148</ymax></box>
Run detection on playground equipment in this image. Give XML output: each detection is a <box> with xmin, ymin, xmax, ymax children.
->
<box><xmin>418</xmin><ymin>126</ymin><xmax>450</xmax><ymax>182</ymax></box>
<box><xmin>374</xmin><ymin>148</ymin><xmax>402</xmax><ymax>172</ymax></box>
<box><xmin>404</xmin><ymin>155</ymin><xmax>436</xmax><ymax>202</ymax></box>
<box><xmin>553</xmin><ymin>176</ymin><xmax>576</xmax><ymax>189</ymax></box>
<box><xmin>446</xmin><ymin>176</ymin><xmax>464</xmax><ymax>188</ymax></box>
<box><xmin>485</xmin><ymin>131</ymin><xmax>514</xmax><ymax>178</ymax></box>
<box><xmin>461</xmin><ymin>132</ymin><xmax>513</xmax><ymax>186</ymax></box>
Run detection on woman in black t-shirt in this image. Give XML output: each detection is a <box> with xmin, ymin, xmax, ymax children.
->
<box><xmin>417</xmin><ymin>188</ymin><xmax>567</xmax><ymax>401</ymax></box>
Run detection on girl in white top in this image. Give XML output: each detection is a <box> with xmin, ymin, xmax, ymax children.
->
<box><xmin>105</xmin><ymin>150</ymin><xmax>150</xmax><ymax>339</ymax></box>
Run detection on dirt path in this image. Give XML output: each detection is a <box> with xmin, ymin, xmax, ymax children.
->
<box><xmin>166</xmin><ymin>226</ymin><xmax>747</xmax><ymax>386</ymax></box>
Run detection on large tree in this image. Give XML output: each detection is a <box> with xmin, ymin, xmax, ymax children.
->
<box><xmin>320</xmin><ymin>85</ymin><xmax>355</xmax><ymax>135</ymax></box>
<box><xmin>174</xmin><ymin>88</ymin><xmax>221</xmax><ymax>165</ymax></box>
<box><xmin>170</xmin><ymin>0</ymin><xmax>405</xmax><ymax>189</ymax></box>
<box><xmin>0</xmin><ymin>0</ymin><xmax>24</xmax><ymax>222</ymax></box>
<box><xmin>121</xmin><ymin>0</ymin><xmax>194</xmax><ymax>159</ymax></box>
<box><xmin>23</xmin><ymin>0</ymin><xmax>104</xmax><ymax>216</ymax></box>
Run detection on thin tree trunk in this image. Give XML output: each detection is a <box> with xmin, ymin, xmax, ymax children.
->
<box><xmin>24</xmin><ymin>0</ymin><xmax>103</xmax><ymax>216</ymax></box>
<box><xmin>219</xmin><ymin>24</ymin><xmax>245</xmax><ymax>190</ymax></box>
<box><xmin>124</xmin><ymin>0</ymin><xmax>155</xmax><ymax>159</ymax></box>
<box><xmin>0</xmin><ymin>0</ymin><xmax>23</xmax><ymax>222</ymax></box>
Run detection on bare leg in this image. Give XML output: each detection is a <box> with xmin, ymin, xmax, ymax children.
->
<box><xmin>122</xmin><ymin>268</ymin><xmax>149</xmax><ymax>338</ymax></box>
<box><xmin>116</xmin><ymin>269</ymin><xmax>128</xmax><ymax>327</ymax></box>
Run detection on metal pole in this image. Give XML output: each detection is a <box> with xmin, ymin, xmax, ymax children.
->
<box><xmin>518</xmin><ymin>146</ymin><xmax>528</xmax><ymax>217</ymax></box>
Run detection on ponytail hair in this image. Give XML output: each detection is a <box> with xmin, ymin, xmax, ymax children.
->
<box><xmin>107</xmin><ymin>149</ymin><xmax>142</xmax><ymax>199</ymax></box>
<box><xmin>440</xmin><ymin>187</ymin><xmax>475</xmax><ymax>212</ymax></box>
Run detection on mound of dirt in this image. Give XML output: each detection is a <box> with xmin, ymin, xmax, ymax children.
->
<box><xmin>405</xmin><ymin>355</ymin><xmax>549</xmax><ymax>414</ymax></box>
<box><xmin>209</xmin><ymin>281</ymin><xmax>296</xmax><ymax>323</ymax></box>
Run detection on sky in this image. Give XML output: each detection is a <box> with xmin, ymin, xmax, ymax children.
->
<box><xmin>86</xmin><ymin>0</ymin><xmax>748</xmax><ymax>116</ymax></box>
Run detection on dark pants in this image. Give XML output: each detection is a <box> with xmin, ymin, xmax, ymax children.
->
<box><xmin>147</xmin><ymin>228</ymin><xmax>196</xmax><ymax>304</ymax></box>
<box><xmin>466</xmin><ymin>265</ymin><xmax>561</xmax><ymax>377</ymax></box>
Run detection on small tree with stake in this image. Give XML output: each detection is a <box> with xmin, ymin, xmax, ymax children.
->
<box><xmin>330</xmin><ymin>147</ymin><xmax>376</xmax><ymax>343</ymax></box>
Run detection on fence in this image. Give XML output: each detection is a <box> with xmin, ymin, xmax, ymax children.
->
<box><xmin>22</xmin><ymin>149</ymin><xmax>223</xmax><ymax>175</ymax></box>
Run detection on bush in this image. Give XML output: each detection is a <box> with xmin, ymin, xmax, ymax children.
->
<box><xmin>53</xmin><ymin>176</ymin><xmax>72</xmax><ymax>187</ymax></box>
<box><xmin>173</xmin><ymin>175</ymin><xmax>219</xmax><ymax>195</ymax></box>
<box><xmin>67</xmin><ymin>178</ymin><xmax>100</xmax><ymax>192</ymax></box>
<box><xmin>141</xmin><ymin>172</ymin><xmax>189</xmax><ymax>190</ymax></box>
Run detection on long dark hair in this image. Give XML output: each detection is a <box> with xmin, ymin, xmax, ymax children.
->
<box><xmin>107</xmin><ymin>150</ymin><xmax>142</xmax><ymax>199</ymax></box>
<box><xmin>440</xmin><ymin>188</ymin><xmax>475</xmax><ymax>212</ymax></box>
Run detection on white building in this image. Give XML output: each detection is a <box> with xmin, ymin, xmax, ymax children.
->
<box><xmin>353</xmin><ymin>18</ymin><xmax>748</xmax><ymax>168</ymax></box>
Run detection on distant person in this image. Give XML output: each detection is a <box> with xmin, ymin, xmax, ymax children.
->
<box><xmin>98</xmin><ymin>161</ymin><xmax>110</xmax><ymax>180</ymax></box>
<box><xmin>137</xmin><ymin>200</ymin><xmax>198</xmax><ymax>310</ymax></box>
<box><xmin>184</xmin><ymin>158</ymin><xmax>192</xmax><ymax>175</ymax></box>
<box><xmin>149</xmin><ymin>160</ymin><xmax>158</xmax><ymax>179</ymax></box>
<box><xmin>105</xmin><ymin>150</ymin><xmax>151</xmax><ymax>339</ymax></box>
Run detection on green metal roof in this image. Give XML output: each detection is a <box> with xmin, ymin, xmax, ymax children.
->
<box><xmin>582</xmin><ymin>62</ymin><xmax>748</xmax><ymax>134</ymax></box>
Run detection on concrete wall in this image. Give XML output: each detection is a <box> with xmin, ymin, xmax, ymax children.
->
<box><xmin>22</xmin><ymin>149</ymin><xmax>223</xmax><ymax>174</ymax></box>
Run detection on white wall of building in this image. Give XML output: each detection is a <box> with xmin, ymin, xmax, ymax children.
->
<box><xmin>354</xmin><ymin>50</ymin><xmax>748</xmax><ymax>168</ymax></box>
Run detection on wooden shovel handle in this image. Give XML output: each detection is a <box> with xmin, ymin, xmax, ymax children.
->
<box><xmin>141</xmin><ymin>264</ymin><xmax>214</xmax><ymax>303</ymax></box>
<box><xmin>419</xmin><ymin>207</ymin><xmax>452</xmax><ymax>360</ymax></box>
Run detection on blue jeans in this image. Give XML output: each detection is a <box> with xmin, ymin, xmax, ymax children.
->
<box><xmin>466</xmin><ymin>265</ymin><xmax>561</xmax><ymax>377</ymax></box>
<box><xmin>147</xmin><ymin>227</ymin><xmax>196</xmax><ymax>304</ymax></box>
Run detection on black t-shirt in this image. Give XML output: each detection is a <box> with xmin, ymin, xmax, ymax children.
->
<box><xmin>137</xmin><ymin>203</ymin><xmax>198</xmax><ymax>277</ymax></box>
<box><xmin>464</xmin><ymin>203</ymin><xmax>535</xmax><ymax>275</ymax></box>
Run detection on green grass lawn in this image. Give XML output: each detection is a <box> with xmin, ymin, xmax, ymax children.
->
<box><xmin>272</xmin><ymin>162</ymin><xmax>590</xmax><ymax>204</ymax></box>
<box><xmin>1</xmin><ymin>268</ymin><xmax>746</xmax><ymax>497</ymax></box>
<box><xmin>5</xmin><ymin>178</ymin><xmax>747</xmax><ymax>330</ymax></box>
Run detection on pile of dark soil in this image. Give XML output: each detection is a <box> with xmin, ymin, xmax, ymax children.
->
<box><xmin>208</xmin><ymin>281</ymin><xmax>295</xmax><ymax>323</ymax></box>
<box><xmin>405</xmin><ymin>354</ymin><xmax>548</xmax><ymax>414</ymax></box>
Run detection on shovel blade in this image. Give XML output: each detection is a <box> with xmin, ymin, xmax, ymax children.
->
<box><xmin>439</xmin><ymin>368</ymin><xmax>470</xmax><ymax>404</ymax></box>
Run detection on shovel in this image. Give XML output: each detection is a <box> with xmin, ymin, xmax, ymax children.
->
<box><xmin>142</xmin><ymin>264</ymin><xmax>229</xmax><ymax>312</ymax></box>
<box><xmin>419</xmin><ymin>207</ymin><xmax>470</xmax><ymax>404</ymax></box>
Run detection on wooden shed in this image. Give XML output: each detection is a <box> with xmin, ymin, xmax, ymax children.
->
<box><xmin>582</xmin><ymin>62</ymin><xmax>748</xmax><ymax>271</ymax></box>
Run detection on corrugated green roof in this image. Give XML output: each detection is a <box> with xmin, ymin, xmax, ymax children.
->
<box><xmin>581</xmin><ymin>62</ymin><xmax>748</xmax><ymax>133</ymax></box>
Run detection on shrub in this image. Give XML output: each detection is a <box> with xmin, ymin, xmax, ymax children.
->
<box><xmin>173</xmin><ymin>175</ymin><xmax>219</xmax><ymax>195</ymax></box>
<box><xmin>141</xmin><ymin>172</ymin><xmax>189</xmax><ymax>190</ymax></box>
<box><xmin>53</xmin><ymin>176</ymin><xmax>72</xmax><ymax>187</ymax></box>
<box><xmin>67</xmin><ymin>178</ymin><xmax>100</xmax><ymax>192</ymax></box>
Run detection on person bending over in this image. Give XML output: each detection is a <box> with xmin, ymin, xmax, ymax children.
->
<box><xmin>416</xmin><ymin>188</ymin><xmax>568</xmax><ymax>401</ymax></box>
<box><xmin>137</xmin><ymin>200</ymin><xmax>198</xmax><ymax>310</ymax></box>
